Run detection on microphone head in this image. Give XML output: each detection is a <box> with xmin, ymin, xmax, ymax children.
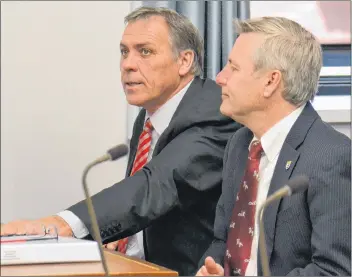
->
<box><xmin>287</xmin><ymin>175</ymin><xmax>309</xmax><ymax>194</ymax></box>
<box><xmin>107</xmin><ymin>144</ymin><xmax>129</xmax><ymax>161</ymax></box>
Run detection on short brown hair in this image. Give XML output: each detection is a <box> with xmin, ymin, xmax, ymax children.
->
<box><xmin>125</xmin><ymin>7</ymin><xmax>204</xmax><ymax>76</ymax></box>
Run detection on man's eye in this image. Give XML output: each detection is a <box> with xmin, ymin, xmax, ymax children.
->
<box><xmin>141</xmin><ymin>48</ymin><xmax>151</xmax><ymax>56</ymax></box>
<box><xmin>120</xmin><ymin>49</ymin><xmax>128</xmax><ymax>56</ymax></box>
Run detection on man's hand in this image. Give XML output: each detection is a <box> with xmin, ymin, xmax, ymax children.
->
<box><xmin>1</xmin><ymin>216</ymin><xmax>73</xmax><ymax>237</ymax></box>
<box><xmin>104</xmin><ymin>240</ymin><xmax>119</xmax><ymax>251</ymax></box>
<box><xmin>196</xmin><ymin>257</ymin><xmax>224</xmax><ymax>276</ymax></box>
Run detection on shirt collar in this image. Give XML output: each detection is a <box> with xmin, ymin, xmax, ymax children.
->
<box><xmin>251</xmin><ymin>104</ymin><xmax>305</xmax><ymax>162</ymax></box>
<box><xmin>145</xmin><ymin>78</ymin><xmax>194</xmax><ymax>136</ymax></box>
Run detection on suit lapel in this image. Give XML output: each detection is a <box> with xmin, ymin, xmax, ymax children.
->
<box><xmin>257</xmin><ymin>102</ymin><xmax>320</xmax><ymax>274</ymax></box>
<box><xmin>153</xmin><ymin>77</ymin><xmax>204</xmax><ymax>155</ymax></box>
<box><xmin>262</xmin><ymin>143</ymin><xmax>299</xmax><ymax>260</ymax></box>
<box><xmin>126</xmin><ymin>109</ymin><xmax>146</xmax><ymax>176</ymax></box>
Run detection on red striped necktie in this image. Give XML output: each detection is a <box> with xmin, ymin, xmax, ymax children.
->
<box><xmin>117</xmin><ymin>118</ymin><xmax>153</xmax><ymax>254</ymax></box>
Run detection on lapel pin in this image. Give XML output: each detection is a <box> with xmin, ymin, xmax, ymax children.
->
<box><xmin>285</xmin><ymin>161</ymin><xmax>292</xmax><ymax>170</ymax></box>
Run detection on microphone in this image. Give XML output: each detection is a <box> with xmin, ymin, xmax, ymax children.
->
<box><xmin>82</xmin><ymin>144</ymin><xmax>129</xmax><ymax>276</ymax></box>
<box><xmin>257</xmin><ymin>175</ymin><xmax>309</xmax><ymax>276</ymax></box>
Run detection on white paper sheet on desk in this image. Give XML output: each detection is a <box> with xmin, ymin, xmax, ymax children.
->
<box><xmin>1</xmin><ymin>234</ymin><xmax>58</xmax><ymax>243</ymax></box>
<box><xmin>1</xmin><ymin>236</ymin><xmax>101</xmax><ymax>265</ymax></box>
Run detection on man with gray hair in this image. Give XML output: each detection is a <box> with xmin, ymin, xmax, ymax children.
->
<box><xmin>197</xmin><ymin>16</ymin><xmax>350</xmax><ymax>276</ymax></box>
<box><xmin>1</xmin><ymin>7</ymin><xmax>241</xmax><ymax>275</ymax></box>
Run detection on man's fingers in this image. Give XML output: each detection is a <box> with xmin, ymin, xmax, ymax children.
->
<box><xmin>1</xmin><ymin>216</ymin><xmax>73</xmax><ymax>237</ymax></box>
<box><xmin>216</xmin><ymin>263</ymin><xmax>224</xmax><ymax>276</ymax></box>
<box><xmin>24</xmin><ymin>222</ymin><xmax>46</xmax><ymax>235</ymax></box>
<box><xmin>200</xmin><ymin>265</ymin><xmax>209</xmax><ymax>276</ymax></box>
<box><xmin>202</xmin><ymin>257</ymin><xmax>224</xmax><ymax>276</ymax></box>
<box><xmin>44</xmin><ymin>216</ymin><xmax>73</xmax><ymax>237</ymax></box>
<box><xmin>1</xmin><ymin>224</ymin><xmax>11</xmax><ymax>236</ymax></box>
<box><xmin>195</xmin><ymin>266</ymin><xmax>207</xmax><ymax>276</ymax></box>
<box><xmin>105</xmin><ymin>241</ymin><xmax>119</xmax><ymax>250</ymax></box>
<box><xmin>1</xmin><ymin>220</ymin><xmax>33</xmax><ymax>236</ymax></box>
<box><xmin>204</xmin><ymin>256</ymin><xmax>219</xmax><ymax>274</ymax></box>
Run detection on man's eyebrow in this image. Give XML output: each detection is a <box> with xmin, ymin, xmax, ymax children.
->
<box><xmin>120</xmin><ymin>42</ymin><xmax>155</xmax><ymax>48</ymax></box>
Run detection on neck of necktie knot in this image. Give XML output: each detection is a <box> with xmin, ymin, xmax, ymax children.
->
<box><xmin>144</xmin><ymin>118</ymin><xmax>153</xmax><ymax>133</ymax></box>
<box><xmin>249</xmin><ymin>140</ymin><xmax>263</xmax><ymax>160</ymax></box>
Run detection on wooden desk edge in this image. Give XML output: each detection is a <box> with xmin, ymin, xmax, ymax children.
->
<box><xmin>104</xmin><ymin>250</ymin><xmax>178</xmax><ymax>276</ymax></box>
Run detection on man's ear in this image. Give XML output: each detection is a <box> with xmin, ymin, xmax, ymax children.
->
<box><xmin>178</xmin><ymin>50</ymin><xmax>195</xmax><ymax>76</ymax></box>
<box><xmin>263</xmin><ymin>70</ymin><xmax>282</xmax><ymax>98</ymax></box>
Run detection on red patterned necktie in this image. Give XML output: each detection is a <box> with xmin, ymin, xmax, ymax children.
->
<box><xmin>224</xmin><ymin>140</ymin><xmax>263</xmax><ymax>276</ymax></box>
<box><xmin>116</xmin><ymin>118</ymin><xmax>153</xmax><ymax>254</ymax></box>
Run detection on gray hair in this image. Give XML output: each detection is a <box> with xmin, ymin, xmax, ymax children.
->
<box><xmin>125</xmin><ymin>6</ymin><xmax>204</xmax><ymax>77</ymax></box>
<box><xmin>234</xmin><ymin>17</ymin><xmax>323</xmax><ymax>106</ymax></box>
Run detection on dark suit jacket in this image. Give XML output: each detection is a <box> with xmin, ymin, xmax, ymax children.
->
<box><xmin>201</xmin><ymin>103</ymin><xmax>351</xmax><ymax>275</ymax></box>
<box><xmin>68</xmin><ymin>77</ymin><xmax>242</xmax><ymax>275</ymax></box>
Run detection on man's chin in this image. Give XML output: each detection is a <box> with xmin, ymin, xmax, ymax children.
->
<box><xmin>220</xmin><ymin>103</ymin><xmax>231</xmax><ymax>118</ymax></box>
<box><xmin>125</xmin><ymin>96</ymin><xmax>145</xmax><ymax>108</ymax></box>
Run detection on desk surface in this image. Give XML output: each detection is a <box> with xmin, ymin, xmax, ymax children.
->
<box><xmin>1</xmin><ymin>250</ymin><xmax>178</xmax><ymax>276</ymax></box>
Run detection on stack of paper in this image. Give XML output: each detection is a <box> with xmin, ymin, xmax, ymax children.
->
<box><xmin>1</xmin><ymin>235</ymin><xmax>101</xmax><ymax>265</ymax></box>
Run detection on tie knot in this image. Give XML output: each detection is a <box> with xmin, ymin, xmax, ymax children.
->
<box><xmin>249</xmin><ymin>140</ymin><xmax>263</xmax><ymax>160</ymax></box>
<box><xmin>144</xmin><ymin>118</ymin><xmax>153</xmax><ymax>133</ymax></box>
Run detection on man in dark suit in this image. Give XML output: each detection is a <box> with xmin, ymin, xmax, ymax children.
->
<box><xmin>1</xmin><ymin>7</ymin><xmax>240</xmax><ymax>275</ymax></box>
<box><xmin>197</xmin><ymin>17</ymin><xmax>351</xmax><ymax>276</ymax></box>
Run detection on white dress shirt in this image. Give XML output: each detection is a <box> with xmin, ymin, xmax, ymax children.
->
<box><xmin>245</xmin><ymin>104</ymin><xmax>305</xmax><ymax>276</ymax></box>
<box><xmin>57</xmin><ymin>79</ymin><xmax>193</xmax><ymax>259</ymax></box>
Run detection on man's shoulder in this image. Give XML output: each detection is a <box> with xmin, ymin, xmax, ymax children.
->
<box><xmin>303</xmin><ymin>117</ymin><xmax>350</xmax><ymax>155</ymax></box>
<box><xmin>189</xmin><ymin>77</ymin><xmax>220</xmax><ymax>99</ymax></box>
<box><xmin>291</xmin><ymin>118</ymin><xmax>351</xmax><ymax>184</ymax></box>
<box><xmin>182</xmin><ymin>77</ymin><xmax>220</xmax><ymax>104</ymax></box>
<box><xmin>170</xmin><ymin>77</ymin><xmax>240</xmax><ymax>132</ymax></box>
<box><xmin>199</xmin><ymin>77</ymin><xmax>220</xmax><ymax>91</ymax></box>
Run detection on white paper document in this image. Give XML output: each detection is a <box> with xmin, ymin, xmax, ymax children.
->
<box><xmin>1</xmin><ymin>235</ymin><xmax>101</xmax><ymax>265</ymax></box>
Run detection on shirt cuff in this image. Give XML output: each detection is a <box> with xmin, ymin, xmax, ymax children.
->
<box><xmin>57</xmin><ymin>210</ymin><xmax>89</xmax><ymax>239</ymax></box>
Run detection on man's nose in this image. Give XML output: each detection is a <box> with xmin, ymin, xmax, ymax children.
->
<box><xmin>121</xmin><ymin>54</ymin><xmax>138</xmax><ymax>72</ymax></box>
<box><xmin>215</xmin><ymin>70</ymin><xmax>227</xmax><ymax>86</ymax></box>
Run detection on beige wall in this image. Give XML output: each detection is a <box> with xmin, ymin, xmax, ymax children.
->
<box><xmin>1</xmin><ymin>1</ymin><xmax>131</xmax><ymax>222</ymax></box>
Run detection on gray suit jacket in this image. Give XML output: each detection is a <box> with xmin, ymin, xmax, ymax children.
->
<box><xmin>68</xmin><ymin>77</ymin><xmax>242</xmax><ymax>275</ymax></box>
<box><xmin>201</xmin><ymin>103</ymin><xmax>351</xmax><ymax>275</ymax></box>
